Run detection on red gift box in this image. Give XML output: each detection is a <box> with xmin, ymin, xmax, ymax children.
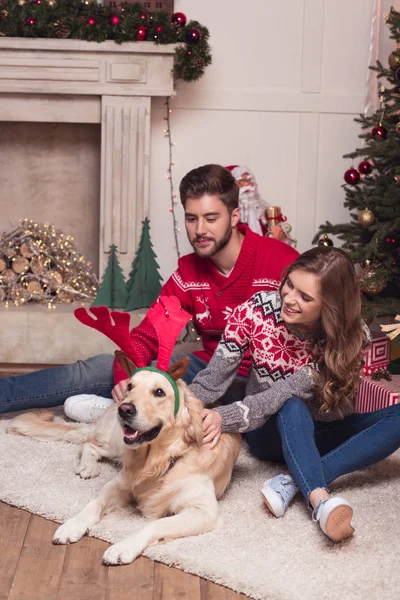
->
<box><xmin>361</xmin><ymin>333</ymin><xmax>390</xmax><ymax>376</ymax></box>
<box><xmin>356</xmin><ymin>374</ymin><xmax>400</xmax><ymax>413</ymax></box>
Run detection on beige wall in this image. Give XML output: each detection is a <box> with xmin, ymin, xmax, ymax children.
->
<box><xmin>0</xmin><ymin>0</ymin><xmax>382</xmax><ymax>284</ymax></box>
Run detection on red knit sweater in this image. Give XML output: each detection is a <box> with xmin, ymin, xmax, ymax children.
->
<box><xmin>114</xmin><ymin>225</ymin><xmax>299</xmax><ymax>383</ymax></box>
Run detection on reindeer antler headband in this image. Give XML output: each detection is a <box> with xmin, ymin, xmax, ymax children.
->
<box><xmin>74</xmin><ymin>296</ymin><xmax>192</xmax><ymax>416</ymax></box>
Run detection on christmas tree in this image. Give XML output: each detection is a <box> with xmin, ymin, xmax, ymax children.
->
<box><xmin>92</xmin><ymin>244</ymin><xmax>127</xmax><ymax>309</ymax></box>
<box><xmin>314</xmin><ymin>9</ymin><xmax>400</xmax><ymax>321</ymax></box>
<box><xmin>125</xmin><ymin>218</ymin><xmax>162</xmax><ymax>310</ymax></box>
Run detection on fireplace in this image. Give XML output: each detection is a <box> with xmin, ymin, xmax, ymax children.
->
<box><xmin>0</xmin><ymin>38</ymin><xmax>176</xmax><ymax>364</ymax></box>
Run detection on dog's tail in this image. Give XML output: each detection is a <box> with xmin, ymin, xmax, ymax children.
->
<box><xmin>7</xmin><ymin>410</ymin><xmax>93</xmax><ymax>444</ymax></box>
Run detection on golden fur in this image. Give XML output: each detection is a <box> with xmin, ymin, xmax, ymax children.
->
<box><xmin>7</xmin><ymin>358</ymin><xmax>241</xmax><ymax>565</ymax></box>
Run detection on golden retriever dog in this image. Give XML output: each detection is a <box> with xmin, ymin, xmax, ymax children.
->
<box><xmin>8</xmin><ymin>354</ymin><xmax>241</xmax><ymax>565</ymax></box>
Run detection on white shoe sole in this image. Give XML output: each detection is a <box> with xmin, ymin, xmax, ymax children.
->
<box><xmin>261</xmin><ymin>482</ymin><xmax>285</xmax><ymax>518</ymax></box>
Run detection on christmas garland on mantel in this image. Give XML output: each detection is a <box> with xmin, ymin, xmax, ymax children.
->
<box><xmin>0</xmin><ymin>0</ymin><xmax>212</xmax><ymax>82</ymax></box>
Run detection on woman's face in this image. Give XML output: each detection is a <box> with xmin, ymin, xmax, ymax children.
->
<box><xmin>280</xmin><ymin>269</ymin><xmax>322</xmax><ymax>333</ymax></box>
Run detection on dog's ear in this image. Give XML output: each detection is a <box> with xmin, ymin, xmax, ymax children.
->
<box><xmin>167</xmin><ymin>356</ymin><xmax>190</xmax><ymax>381</ymax></box>
<box><xmin>114</xmin><ymin>350</ymin><xmax>136</xmax><ymax>376</ymax></box>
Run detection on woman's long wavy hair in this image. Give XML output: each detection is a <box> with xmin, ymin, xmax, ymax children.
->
<box><xmin>280</xmin><ymin>247</ymin><xmax>366</xmax><ymax>415</ymax></box>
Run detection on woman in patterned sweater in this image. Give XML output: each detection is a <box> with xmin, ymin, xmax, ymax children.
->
<box><xmin>190</xmin><ymin>246</ymin><xmax>400</xmax><ymax>543</ymax></box>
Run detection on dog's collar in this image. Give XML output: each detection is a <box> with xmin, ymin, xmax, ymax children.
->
<box><xmin>130</xmin><ymin>367</ymin><xmax>180</xmax><ymax>417</ymax></box>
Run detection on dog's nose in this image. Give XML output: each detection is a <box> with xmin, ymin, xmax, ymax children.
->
<box><xmin>118</xmin><ymin>403</ymin><xmax>137</xmax><ymax>418</ymax></box>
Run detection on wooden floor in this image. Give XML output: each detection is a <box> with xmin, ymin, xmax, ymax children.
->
<box><xmin>0</xmin><ymin>364</ymin><xmax>249</xmax><ymax>600</ymax></box>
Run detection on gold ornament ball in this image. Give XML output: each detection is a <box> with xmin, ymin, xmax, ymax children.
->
<box><xmin>317</xmin><ymin>234</ymin><xmax>334</xmax><ymax>247</ymax></box>
<box><xmin>17</xmin><ymin>0</ymin><xmax>25</xmax><ymax>5</ymax></box>
<box><xmin>389</xmin><ymin>51</ymin><xmax>400</xmax><ymax>70</ymax></box>
<box><xmin>358</xmin><ymin>208</ymin><xmax>375</xmax><ymax>227</ymax></box>
<box><xmin>359</xmin><ymin>265</ymin><xmax>387</xmax><ymax>295</ymax></box>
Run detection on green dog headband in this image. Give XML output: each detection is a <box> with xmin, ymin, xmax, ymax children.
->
<box><xmin>131</xmin><ymin>366</ymin><xmax>180</xmax><ymax>418</ymax></box>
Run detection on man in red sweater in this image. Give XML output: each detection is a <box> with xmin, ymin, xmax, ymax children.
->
<box><xmin>65</xmin><ymin>164</ymin><xmax>298</xmax><ymax>421</ymax></box>
<box><xmin>0</xmin><ymin>164</ymin><xmax>298</xmax><ymax>419</ymax></box>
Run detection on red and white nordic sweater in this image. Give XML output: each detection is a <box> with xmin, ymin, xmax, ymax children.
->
<box><xmin>114</xmin><ymin>225</ymin><xmax>298</xmax><ymax>383</ymax></box>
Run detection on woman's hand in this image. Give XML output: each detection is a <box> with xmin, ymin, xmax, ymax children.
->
<box><xmin>202</xmin><ymin>408</ymin><xmax>222</xmax><ymax>449</ymax></box>
<box><xmin>112</xmin><ymin>379</ymin><xmax>129</xmax><ymax>403</ymax></box>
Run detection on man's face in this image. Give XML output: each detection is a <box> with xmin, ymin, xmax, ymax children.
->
<box><xmin>184</xmin><ymin>195</ymin><xmax>239</xmax><ymax>258</ymax></box>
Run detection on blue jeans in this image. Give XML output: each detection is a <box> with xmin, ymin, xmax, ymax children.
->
<box><xmin>0</xmin><ymin>352</ymin><xmax>247</xmax><ymax>414</ymax></box>
<box><xmin>245</xmin><ymin>397</ymin><xmax>400</xmax><ymax>501</ymax></box>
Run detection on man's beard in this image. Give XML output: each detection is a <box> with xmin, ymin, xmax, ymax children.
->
<box><xmin>191</xmin><ymin>224</ymin><xmax>233</xmax><ymax>258</ymax></box>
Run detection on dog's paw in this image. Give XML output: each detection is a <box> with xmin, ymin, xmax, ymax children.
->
<box><xmin>76</xmin><ymin>462</ymin><xmax>101</xmax><ymax>479</ymax></box>
<box><xmin>52</xmin><ymin>519</ymin><xmax>89</xmax><ymax>545</ymax></box>
<box><xmin>102</xmin><ymin>539</ymin><xmax>143</xmax><ymax>565</ymax></box>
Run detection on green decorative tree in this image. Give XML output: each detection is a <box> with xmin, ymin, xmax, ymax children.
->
<box><xmin>314</xmin><ymin>9</ymin><xmax>400</xmax><ymax>321</ymax></box>
<box><xmin>92</xmin><ymin>244</ymin><xmax>127</xmax><ymax>309</ymax></box>
<box><xmin>125</xmin><ymin>218</ymin><xmax>162</xmax><ymax>310</ymax></box>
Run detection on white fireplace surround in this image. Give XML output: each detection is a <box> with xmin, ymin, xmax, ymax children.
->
<box><xmin>0</xmin><ymin>38</ymin><xmax>176</xmax><ymax>364</ymax></box>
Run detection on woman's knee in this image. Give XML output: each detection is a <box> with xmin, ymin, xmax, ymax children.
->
<box><xmin>279</xmin><ymin>396</ymin><xmax>309</xmax><ymax>418</ymax></box>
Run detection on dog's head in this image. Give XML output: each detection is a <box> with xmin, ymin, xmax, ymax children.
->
<box><xmin>115</xmin><ymin>351</ymin><xmax>195</xmax><ymax>448</ymax></box>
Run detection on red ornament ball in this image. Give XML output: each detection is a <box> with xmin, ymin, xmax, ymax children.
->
<box><xmin>136</xmin><ymin>25</ymin><xmax>147</xmax><ymax>41</ymax></box>
<box><xmin>186</xmin><ymin>28</ymin><xmax>202</xmax><ymax>44</ymax></box>
<box><xmin>171</xmin><ymin>12</ymin><xmax>187</xmax><ymax>26</ymax></box>
<box><xmin>344</xmin><ymin>168</ymin><xmax>360</xmax><ymax>185</ymax></box>
<box><xmin>139</xmin><ymin>10</ymin><xmax>149</xmax><ymax>22</ymax></box>
<box><xmin>110</xmin><ymin>15</ymin><xmax>119</xmax><ymax>26</ymax></box>
<box><xmin>371</xmin><ymin>125</ymin><xmax>387</xmax><ymax>140</ymax></box>
<box><xmin>87</xmin><ymin>17</ymin><xmax>96</xmax><ymax>26</ymax></box>
<box><xmin>358</xmin><ymin>160</ymin><xmax>372</xmax><ymax>175</ymax></box>
<box><xmin>155</xmin><ymin>25</ymin><xmax>163</xmax><ymax>33</ymax></box>
<box><xmin>26</xmin><ymin>17</ymin><xmax>35</xmax><ymax>25</ymax></box>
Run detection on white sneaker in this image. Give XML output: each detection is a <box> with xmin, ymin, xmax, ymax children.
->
<box><xmin>64</xmin><ymin>394</ymin><xmax>114</xmax><ymax>423</ymax></box>
<box><xmin>312</xmin><ymin>497</ymin><xmax>354</xmax><ymax>543</ymax></box>
<box><xmin>261</xmin><ymin>474</ymin><xmax>298</xmax><ymax>518</ymax></box>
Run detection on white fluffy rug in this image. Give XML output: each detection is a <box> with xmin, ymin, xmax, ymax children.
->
<box><xmin>1</xmin><ymin>415</ymin><xmax>400</xmax><ymax>600</ymax></box>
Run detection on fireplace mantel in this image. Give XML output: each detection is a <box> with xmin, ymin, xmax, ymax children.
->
<box><xmin>0</xmin><ymin>38</ymin><xmax>176</xmax><ymax>364</ymax></box>
<box><xmin>0</xmin><ymin>38</ymin><xmax>176</xmax><ymax>275</ymax></box>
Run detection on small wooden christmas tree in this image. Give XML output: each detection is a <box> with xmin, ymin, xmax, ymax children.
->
<box><xmin>92</xmin><ymin>244</ymin><xmax>127</xmax><ymax>309</ymax></box>
<box><xmin>125</xmin><ymin>218</ymin><xmax>162</xmax><ymax>310</ymax></box>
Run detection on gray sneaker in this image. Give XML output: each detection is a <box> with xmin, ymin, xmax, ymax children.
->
<box><xmin>261</xmin><ymin>474</ymin><xmax>298</xmax><ymax>518</ymax></box>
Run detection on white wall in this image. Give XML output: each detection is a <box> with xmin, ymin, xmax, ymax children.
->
<box><xmin>149</xmin><ymin>0</ymin><xmax>381</xmax><ymax>283</ymax></box>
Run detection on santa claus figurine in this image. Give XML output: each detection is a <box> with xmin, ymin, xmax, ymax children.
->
<box><xmin>225</xmin><ymin>165</ymin><xmax>296</xmax><ymax>246</ymax></box>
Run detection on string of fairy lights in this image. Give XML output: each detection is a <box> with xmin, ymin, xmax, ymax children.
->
<box><xmin>164</xmin><ymin>95</ymin><xmax>181</xmax><ymax>260</ymax></box>
<box><xmin>163</xmin><ymin>97</ymin><xmax>199</xmax><ymax>343</ymax></box>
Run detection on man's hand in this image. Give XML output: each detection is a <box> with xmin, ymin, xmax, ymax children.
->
<box><xmin>202</xmin><ymin>408</ymin><xmax>222</xmax><ymax>449</ymax></box>
<box><xmin>112</xmin><ymin>379</ymin><xmax>129</xmax><ymax>403</ymax></box>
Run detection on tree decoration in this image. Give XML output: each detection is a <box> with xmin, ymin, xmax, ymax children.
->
<box><xmin>359</xmin><ymin>263</ymin><xmax>387</xmax><ymax>295</ymax></box>
<box><xmin>381</xmin><ymin>314</ymin><xmax>400</xmax><ymax>341</ymax></box>
<box><xmin>317</xmin><ymin>234</ymin><xmax>333</xmax><ymax>247</ymax></box>
<box><xmin>358</xmin><ymin>160</ymin><xmax>372</xmax><ymax>175</ymax></box>
<box><xmin>125</xmin><ymin>218</ymin><xmax>162</xmax><ymax>310</ymax></box>
<box><xmin>171</xmin><ymin>12</ymin><xmax>186</xmax><ymax>26</ymax></box>
<box><xmin>344</xmin><ymin>167</ymin><xmax>360</xmax><ymax>185</ymax></box>
<box><xmin>371</xmin><ymin>124</ymin><xmax>387</xmax><ymax>140</ymax></box>
<box><xmin>0</xmin><ymin>220</ymin><xmax>98</xmax><ymax>306</ymax></box>
<box><xmin>389</xmin><ymin>50</ymin><xmax>400</xmax><ymax>70</ymax></box>
<box><xmin>396</xmin><ymin>122</ymin><xmax>400</xmax><ymax>137</ymax></box>
<box><xmin>136</xmin><ymin>24</ymin><xmax>147</xmax><ymax>40</ymax></box>
<box><xmin>91</xmin><ymin>244</ymin><xmax>127</xmax><ymax>309</ymax></box>
<box><xmin>358</xmin><ymin>208</ymin><xmax>375</xmax><ymax>227</ymax></box>
<box><xmin>186</xmin><ymin>28</ymin><xmax>202</xmax><ymax>43</ymax></box>
<box><xmin>314</xmin><ymin>8</ymin><xmax>400</xmax><ymax>319</ymax></box>
<box><xmin>0</xmin><ymin>0</ymin><xmax>211</xmax><ymax>83</ymax></box>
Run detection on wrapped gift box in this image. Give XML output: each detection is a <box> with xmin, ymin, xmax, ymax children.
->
<box><xmin>356</xmin><ymin>374</ymin><xmax>400</xmax><ymax>413</ymax></box>
<box><xmin>361</xmin><ymin>333</ymin><xmax>390</xmax><ymax>376</ymax></box>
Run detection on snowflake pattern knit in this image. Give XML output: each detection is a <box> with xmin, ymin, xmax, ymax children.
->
<box><xmin>190</xmin><ymin>291</ymin><xmax>359</xmax><ymax>432</ymax></box>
